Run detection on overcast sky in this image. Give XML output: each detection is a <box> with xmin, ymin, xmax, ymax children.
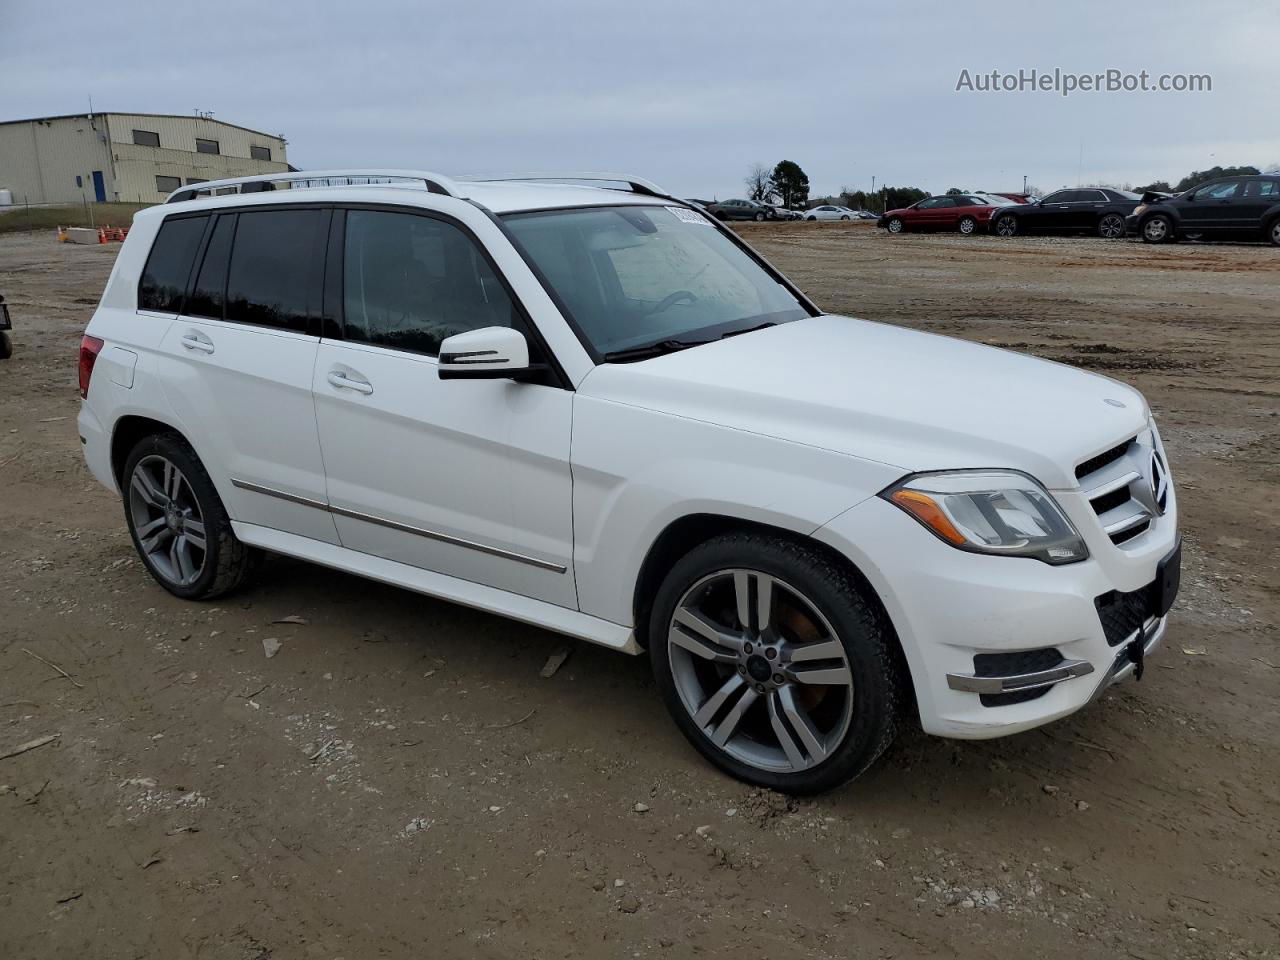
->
<box><xmin>4</xmin><ymin>0</ymin><xmax>1276</xmax><ymax>199</ymax></box>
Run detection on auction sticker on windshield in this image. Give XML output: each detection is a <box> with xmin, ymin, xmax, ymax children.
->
<box><xmin>667</xmin><ymin>206</ymin><xmax>712</xmax><ymax>225</ymax></box>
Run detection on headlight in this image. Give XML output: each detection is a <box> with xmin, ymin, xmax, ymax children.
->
<box><xmin>881</xmin><ymin>470</ymin><xmax>1088</xmax><ymax>565</ymax></box>
<box><xmin>1133</xmin><ymin>204</ymin><xmax>1148</xmax><ymax>216</ymax></box>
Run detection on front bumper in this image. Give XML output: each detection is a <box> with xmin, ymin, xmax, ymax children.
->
<box><xmin>1125</xmin><ymin>213</ymin><xmax>1142</xmax><ymax>235</ymax></box>
<box><xmin>814</xmin><ymin>489</ymin><xmax>1179</xmax><ymax>739</ymax></box>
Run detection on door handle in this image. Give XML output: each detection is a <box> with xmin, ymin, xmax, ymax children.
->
<box><xmin>180</xmin><ymin>332</ymin><xmax>214</xmax><ymax>354</ymax></box>
<box><xmin>327</xmin><ymin>370</ymin><xmax>374</xmax><ymax>395</ymax></box>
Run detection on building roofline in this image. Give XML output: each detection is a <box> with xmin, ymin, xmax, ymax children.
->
<box><xmin>0</xmin><ymin>111</ymin><xmax>286</xmax><ymax>142</ymax></box>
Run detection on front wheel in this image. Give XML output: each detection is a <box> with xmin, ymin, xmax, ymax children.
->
<box><xmin>993</xmin><ymin>215</ymin><xmax>1018</xmax><ymax>237</ymax></box>
<box><xmin>754</xmin><ymin>211</ymin><xmax>766</xmax><ymax>222</ymax></box>
<box><xmin>1098</xmin><ymin>213</ymin><xmax>1126</xmax><ymax>239</ymax></box>
<box><xmin>122</xmin><ymin>432</ymin><xmax>258</xmax><ymax>600</ymax></box>
<box><xmin>650</xmin><ymin>533</ymin><xmax>903</xmax><ymax>794</ymax></box>
<box><xmin>840</xmin><ymin>215</ymin><xmax>851</xmax><ymax>221</ymax></box>
<box><xmin>1268</xmin><ymin>218</ymin><xmax>1280</xmax><ymax>247</ymax></box>
<box><xmin>957</xmin><ymin>216</ymin><xmax>977</xmax><ymax>235</ymax></box>
<box><xmin>886</xmin><ymin>217</ymin><xmax>904</xmax><ymax>234</ymax></box>
<box><xmin>1142</xmin><ymin>215</ymin><xmax>1174</xmax><ymax>243</ymax></box>
<box><xmin>805</xmin><ymin>215</ymin><xmax>816</xmax><ymax>221</ymax></box>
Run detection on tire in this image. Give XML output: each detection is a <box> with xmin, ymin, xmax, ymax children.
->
<box><xmin>840</xmin><ymin>215</ymin><xmax>851</xmax><ymax>221</ymax></box>
<box><xmin>1098</xmin><ymin>213</ymin><xmax>1126</xmax><ymax>239</ymax></box>
<box><xmin>649</xmin><ymin>532</ymin><xmax>903</xmax><ymax>794</ymax></box>
<box><xmin>957</xmin><ymin>216</ymin><xmax>977</xmax><ymax>236</ymax></box>
<box><xmin>1142</xmin><ymin>214</ymin><xmax>1174</xmax><ymax>244</ymax></box>
<box><xmin>755</xmin><ymin>212</ymin><xmax>766</xmax><ymax>222</ymax></box>
<box><xmin>886</xmin><ymin>217</ymin><xmax>904</xmax><ymax>234</ymax></box>
<box><xmin>805</xmin><ymin>215</ymin><xmax>816</xmax><ymax>222</ymax></box>
<box><xmin>121</xmin><ymin>432</ymin><xmax>258</xmax><ymax>600</ymax></box>
<box><xmin>1268</xmin><ymin>217</ymin><xmax>1280</xmax><ymax>247</ymax></box>
<box><xmin>0</xmin><ymin>332</ymin><xmax>11</xmax><ymax>360</ymax></box>
<box><xmin>993</xmin><ymin>215</ymin><xmax>1018</xmax><ymax>238</ymax></box>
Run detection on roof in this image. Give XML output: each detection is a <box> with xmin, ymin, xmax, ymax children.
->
<box><xmin>0</xmin><ymin>112</ymin><xmax>285</xmax><ymax>142</ymax></box>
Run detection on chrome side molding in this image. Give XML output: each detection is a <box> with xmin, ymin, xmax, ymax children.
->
<box><xmin>230</xmin><ymin>478</ymin><xmax>567</xmax><ymax>574</ymax></box>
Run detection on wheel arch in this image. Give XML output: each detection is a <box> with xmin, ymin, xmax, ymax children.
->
<box><xmin>631</xmin><ymin>513</ymin><xmax>908</xmax><ymax>677</ymax></box>
<box><xmin>110</xmin><ymin>414</ymin><xmax>190</xmax><ymax>488</ymax></box>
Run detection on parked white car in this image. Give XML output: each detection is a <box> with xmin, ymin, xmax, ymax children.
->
<box><xmin>805</xmin><ymin>205</ymin><xmax>860</xmax><ymax>221</ymax></box>
<box><xmin>79</xmin><ymin>170</ymin><xmax>1180</xmax><ymax>794</ymax></box>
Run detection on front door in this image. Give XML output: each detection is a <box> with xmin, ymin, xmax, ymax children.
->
<box><xmin>156</xmin><ymin>207</ymin><xmax>339</xmax><ymax>544</ymax></box>
<box><xmin>1036</xmin><ymin>190</ymin><xmax>1077</xmax><ymax>230</ymax></box>
<box><xmin>92</xmin><ymin>170</ymin><xmax>106</xmax><ymax>202</ymax></box>
<box><xmin>1181</xmin><ymin>180</ymin><xmax>1242</xmax><ymax>231</ymax></box>
<box><xmin>312</xmin><ymin>207</ymin><xmax>576</xmax><ymax>608</ymax></box>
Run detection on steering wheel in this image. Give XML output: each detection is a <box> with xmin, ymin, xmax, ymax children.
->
<box><xmin>643</xmin><ymin>290</ymin><xmax>698</xmax><ymax>317</ymax></box>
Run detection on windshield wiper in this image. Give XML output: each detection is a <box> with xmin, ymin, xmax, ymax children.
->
<box><xmin>601</xmin><ymin>338</ymin><xmax>711</xmax><ymax>363</ymax></box>
<box><xmin>718</xmin><ymin>321</ymin><xmax>777</xmax><ymax>340</ymax></box>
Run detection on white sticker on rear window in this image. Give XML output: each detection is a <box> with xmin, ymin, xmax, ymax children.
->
<box><xmin>667</xmin><ymin>206</ymin><xmax>712</xmax><ymax>225</ymax></box>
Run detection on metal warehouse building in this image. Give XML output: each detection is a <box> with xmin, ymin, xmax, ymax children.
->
<box><xmin>0</xmin><ymin>112</ymin><xmax>288</xmax><ymax>205</ymax></box>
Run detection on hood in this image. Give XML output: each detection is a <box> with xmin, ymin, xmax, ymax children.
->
<box><xmin>883</xmin><ymin>207</ymin><xmax>911</xmax><ymax>217</ymax></box>
<box><xmin>578</xmin><ymin>315</ymin><xmax>1149</xmax><ymax>490</ymax></box>
<box><xmin>1139</xmin><ymin>191</ymin><xmax>1171</xmax><ymax>204</ymax></box>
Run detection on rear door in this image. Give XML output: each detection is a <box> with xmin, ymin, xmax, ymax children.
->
<box><xmin>1235</xmin><ymin>179</ymin><xmax>1279</xmax><ymax>232</ymax></box>
<box><xmin>156</xmin><ymin>206</ymin><xmax>339</xmax><ymax>544</ymax></box>
<box><xmin>312</xmin><ymin>206</ymin><xmax>576</xmax><ymax>608</ymax></box>
<box><xmin>1069</xmin><ymin>189</ymin><xmax>1109</xmax><ymax>229</ymax></box>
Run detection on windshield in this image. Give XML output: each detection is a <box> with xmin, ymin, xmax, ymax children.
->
<box><xmin>502</xmin><ymin>205</ymin><xmax>808</xmax><ymax>358</ymax></box>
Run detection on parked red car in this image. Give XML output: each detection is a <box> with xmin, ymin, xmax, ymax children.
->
<box><xmin>877</xmin><ymin>195</ymin><xmax>1000</xmax><ymax>235</ymax></box>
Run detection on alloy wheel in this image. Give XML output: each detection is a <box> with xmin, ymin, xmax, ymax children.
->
<box><xmin>128</xmin><ymin>455</ymin><xmax>208</xmax><ymax>586</ymax></box>
<box><xmin>887</xmin><ymin>218</ymin><xmax>903</xmax><ymax>234</ymax></box>
<box><xmin>995</xmin><ymin>216</ymin><xmax>1017</xmax><ymax>237</ymax></box>
<box><xmin>666</xmin><ymin>569</ymin><xmax>855</xmax><ymax>774</ymax></box>
<box><xmin>958</xmin><ymin>217</ymin><xmax>976</xmax><ymax>235</ymax></box>
<box><xmin>1099</xmin><ymin>214</ymin><xmax>1125</xmax><ymax>239</ymax></box>
<box><xmin>1271</xmin><ymin>220</ymin><xmax>1280</xmax><ymax>246</ymax></box>
<box><xmin>1143</xmin><ymin>218</ymin><xmax>1169</xmax><ymax>242</ymax></box>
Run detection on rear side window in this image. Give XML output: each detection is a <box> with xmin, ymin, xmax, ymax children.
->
<box><xmin>341</xmin><ymin>209</ymin><xmax>518</xmax><ymax>356</ymax></box>
<box><xmin>186</xmin><ymin>214</ymin><xmax>235</xmax><ymax>319</ymax></box>
<box><xmin>225</xmin><ymin>209</ymin><xmax>326</xmax><ymax>332</ymax></box>
<box><xmin>138</xmin><ymin>216</ymin><xmax>207</xmax><ymax>313</ymax></box>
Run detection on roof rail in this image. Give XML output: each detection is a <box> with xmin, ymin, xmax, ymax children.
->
<box><xmin>460</xmin><ymin>172</ymin><xmax>671</xmax><ymax>198</ymax></box>
<box><xmin>166</xmin><ymin>169</ymin><xmax>459</xmax><ymax>204</ymax></box>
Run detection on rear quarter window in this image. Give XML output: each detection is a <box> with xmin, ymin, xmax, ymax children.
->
<box><xmin>138</xmin><ymin>216</ymin><xmax>208</xmax><ymax>313</ymax></box>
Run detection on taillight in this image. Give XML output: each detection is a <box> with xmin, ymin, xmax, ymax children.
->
<box><xmin>79</xmin><ymin>335</ymin><xmax>104</xmax><ymax>399</ymax></box>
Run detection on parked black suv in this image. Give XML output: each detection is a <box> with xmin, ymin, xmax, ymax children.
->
<box><xmin>991</xmin><ymin>188</ymin><xmax>1143</xmax><ymax>239</ymax></box>
<box><xmin>1127</xmin><ymin>176</ymin><xmax>1280</xmax><ymax>245</ymax></box>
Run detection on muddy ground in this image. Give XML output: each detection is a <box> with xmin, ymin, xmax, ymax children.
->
<box><xmin>1</xmin><ymin>223</ymin><xmax>1277</xmax><ymax>959</ymax></box>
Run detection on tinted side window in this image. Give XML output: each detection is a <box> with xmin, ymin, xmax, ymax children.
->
<box><xmin>225</xmin><ymin>209</ymin><xmax>325</xmax><ymax>332</ymax></box>
<box><xmin>186</xmin><ymin>214</ymin><xmax>235</xmax><ymax>319</ymax></box>
<box><xmin>342</xmin><ymin>209</ymin><xmax>518</xmax><ymax>356</ymax></box>
<box><xmin>1042</xmin><ymin>191</ymin><xmax>1071</xmax><ymax>203</ymax></box>
<box><xmin>138</xmin><ymin>216</ymin><xmax>207</xmax><ymax>313</ymax></box>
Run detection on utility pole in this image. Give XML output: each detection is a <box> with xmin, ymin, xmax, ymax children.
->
<box><xmin>1023</xmin><ymin>174</ymin><xmax>1028</xmax><ymax>194</ymax></box>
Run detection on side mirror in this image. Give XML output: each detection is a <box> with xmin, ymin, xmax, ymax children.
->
<box><xmin>438</xmin><ymin>327</ymin><xmax>533</xmax><ymax>381</ymax></box>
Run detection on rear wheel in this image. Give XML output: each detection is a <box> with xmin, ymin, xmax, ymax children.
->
<box><xmin>886</xmin><ymin>217</ymin><xmax>904</xmax><ymax>234</ymax></box>
<box><xmin>754</xmin><ymin>211</ymin><xmax>766</xmax><ymax>222</ymax></box>
<box><xmin>840</xmin><ymin>215</ymin><xmax>851</xmax><ymax>221</ymax></box>
<box><xmin>957</xmin><ymin>216</ymin><xmax>977</xmax><ymax>235</ymax></box>
<box><xmin>994</xmin><ymin>215</ymin><xmax>1018</xmax><ymax>237</ymax></box>
<box><xmin>1269</xmin><ymin>217</ymin><xmax>1280</xmax><ymax>247</ymax></box>
<box><xmin>122</xmin><ymin>433</ymin><xmax>258</xmax><ymax>600</ymax></box>
<box><xmin>1098</xmin><ymin>213</ymin><xmax>1126</xmax><ymax>239</ymax></box>
<box><xmin>1142</xmin><ymin>215</ymin><xmax>1174</xmax><ymax>243</ymax></box>
<box><xmin>650</xmin><ymin>533</ymin><xmax>902</xmax><ymax>794</ymax></box>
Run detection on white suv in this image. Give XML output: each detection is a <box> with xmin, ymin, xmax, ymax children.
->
<box><xmin>78</xmin><ymin>170</ymin><xmax>1180</xmax><ymax>793</ymax></box>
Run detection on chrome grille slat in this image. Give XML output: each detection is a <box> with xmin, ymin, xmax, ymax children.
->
<box><xmin>1075</xmin><ymin>432</ymin><xmax>1160</xmax><ymax>548</ymax></box>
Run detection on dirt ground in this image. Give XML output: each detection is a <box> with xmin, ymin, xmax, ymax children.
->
<box><xmin>1</xmin><ymin>222</ymin><xmax>1277</xmax><ymax>960</ymax></box>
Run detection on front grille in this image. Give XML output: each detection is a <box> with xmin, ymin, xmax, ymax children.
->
<box><xmin>1075</xmin><ymin>433</ymin><xmax>1157</xmax><ymax>548</ymax></box>
<box><xmin>1075</xmin><ymin>440</ymin><xmax>1131</xmax><ymax>481</ymax></box>
<box><xmin>1095</xmin><ymin>581</ymin><xmax>1158</xmax><ymax>646</ymax></box>
<box><xmin>973</xmin><ymin>648</ymin><xmax>1064</xmax><ymax>708</ymax></box>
